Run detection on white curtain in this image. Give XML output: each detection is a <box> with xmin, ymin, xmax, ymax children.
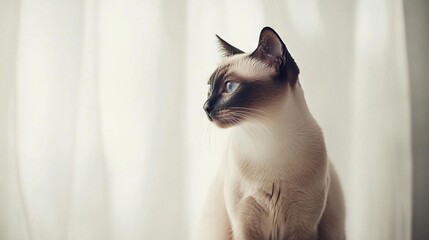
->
<box><xmin>0</xmin><ymin>0</ymin><xmax>412</xmax><ymax>240</ymax></box>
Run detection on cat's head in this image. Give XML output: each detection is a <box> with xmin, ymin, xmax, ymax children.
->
<box><xmin>203</xmin><ymin>27</ymin><xmax>300</xmax><ymax>128</ymax></box>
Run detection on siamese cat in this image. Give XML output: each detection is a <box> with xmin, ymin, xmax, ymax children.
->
<box><xmin>197</xmin><ymin>27</ymin><xmax>345</xmax><ymax>240</ymax></box>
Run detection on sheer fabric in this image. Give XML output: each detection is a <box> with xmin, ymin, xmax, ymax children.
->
<box><xmin>0</xmin><ymin>0</ymin><xmax>411</xmax><ymax>239</ymax></box>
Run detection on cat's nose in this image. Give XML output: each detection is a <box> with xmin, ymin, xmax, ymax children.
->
<box><xmin>203</xmin><ymin>101</ymin><xmax>214</xmax><ymax>115</ymax></box>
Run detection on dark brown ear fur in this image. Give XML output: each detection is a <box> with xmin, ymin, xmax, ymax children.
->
<box><xmin>216</xmin><ymin>35</ymin><xmax>244</xmax><ymax>57</ymax></box>
<box><xmin>250</xmin><ymin>27</ymin><xmax>299</xmax><ymax>86</ymax></box>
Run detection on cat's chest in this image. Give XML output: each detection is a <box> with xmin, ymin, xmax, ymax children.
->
<box><xmin>227</xmin><ymin>179</ymin><xmax>289</xmax><ymax>238</ymax></box>
<box><xmin>257</xmin><ymin>184</ymin><xmax>288</xmax><ymax>239</ymax></box>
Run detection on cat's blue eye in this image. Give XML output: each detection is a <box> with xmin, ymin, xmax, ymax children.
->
<box><xmin>225</xmin><ymin>81</ymin><xmax>239</xmax><ymax>93</ymax></box>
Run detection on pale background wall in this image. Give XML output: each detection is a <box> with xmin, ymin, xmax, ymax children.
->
<box><xmin>403</xmin><ymin>0</ymin><xmax>429</xmax><ymax>239</ymax></box>
<box><xmin>0</xmin><ymin>0</ymin><xmax>423</xmax><ymax>239</ymax></box>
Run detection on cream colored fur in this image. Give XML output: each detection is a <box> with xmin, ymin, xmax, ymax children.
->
<box><xmin>220</xmin><ymin>53</ymin><xmax>276</xmax><ymax>82</ymax></box>
<box><xmin>197</xmin><ymin>82</ymin><xmax>345</xmax><ymax>240</ymax></box>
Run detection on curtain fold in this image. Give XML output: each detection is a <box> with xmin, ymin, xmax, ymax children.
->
<box><xmin>0</xmin><ymin>0</ymin><xmax>412</xmax><ymax>239</ymax></box>
<box><xmin>67</xmin><ymin>0</ymin><xmax>110</xmax><ymax>239</ymax></box>
<box><xmin>347</xmin><ymin>0</ymin><xmax>412</xmax><ymax>239</ymax></box>
<box><xmin>0</xmin><ymin>1</ymin><xmax>30</xmax><ymax>239</ymax></box>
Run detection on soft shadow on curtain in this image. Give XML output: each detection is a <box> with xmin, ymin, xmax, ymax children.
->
<box><xmin>0</xmin><ymin>0</ymin><xmax>411</xmax><ymax>240</ymax></box>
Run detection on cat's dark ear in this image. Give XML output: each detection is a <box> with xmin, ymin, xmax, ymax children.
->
<box><xmin>251</xmin><ymin>27</ymin><xmax>299</xmax><ymax>85</ymax></box>
<box><xmin>216</xmin><ymin>35</ymin><xmax>244</xmax><ymax>57</ymax></box>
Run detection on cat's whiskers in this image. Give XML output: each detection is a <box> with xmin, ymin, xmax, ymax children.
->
<box><xmin>207</xmin><ymin>123</ymin><xmax>213</xmax><ymax>153</ymax></box>
<box><xmin>231</xmin><ymin>111</ymin><xmax>274</xmax><ymax>142</ymax></box>
<box><xmin>214</xmin><ymin>108</ymin><xmax>275</xmax><ymax>164</ymax></box>
<box><xmin>230</xmin><ymin>112</ymin><xmax>268</xmax><ymax>162</ymax></box>
<box><xmin>229</xmin><ymin>107</ymin><xmax>273</xmax><ymax>120</ymax></box>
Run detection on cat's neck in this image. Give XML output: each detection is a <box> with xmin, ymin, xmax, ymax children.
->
<box><xmin>230</xmin><ymin>83</ymin><xmax>327</xmax><ymax>179</ymax></box>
